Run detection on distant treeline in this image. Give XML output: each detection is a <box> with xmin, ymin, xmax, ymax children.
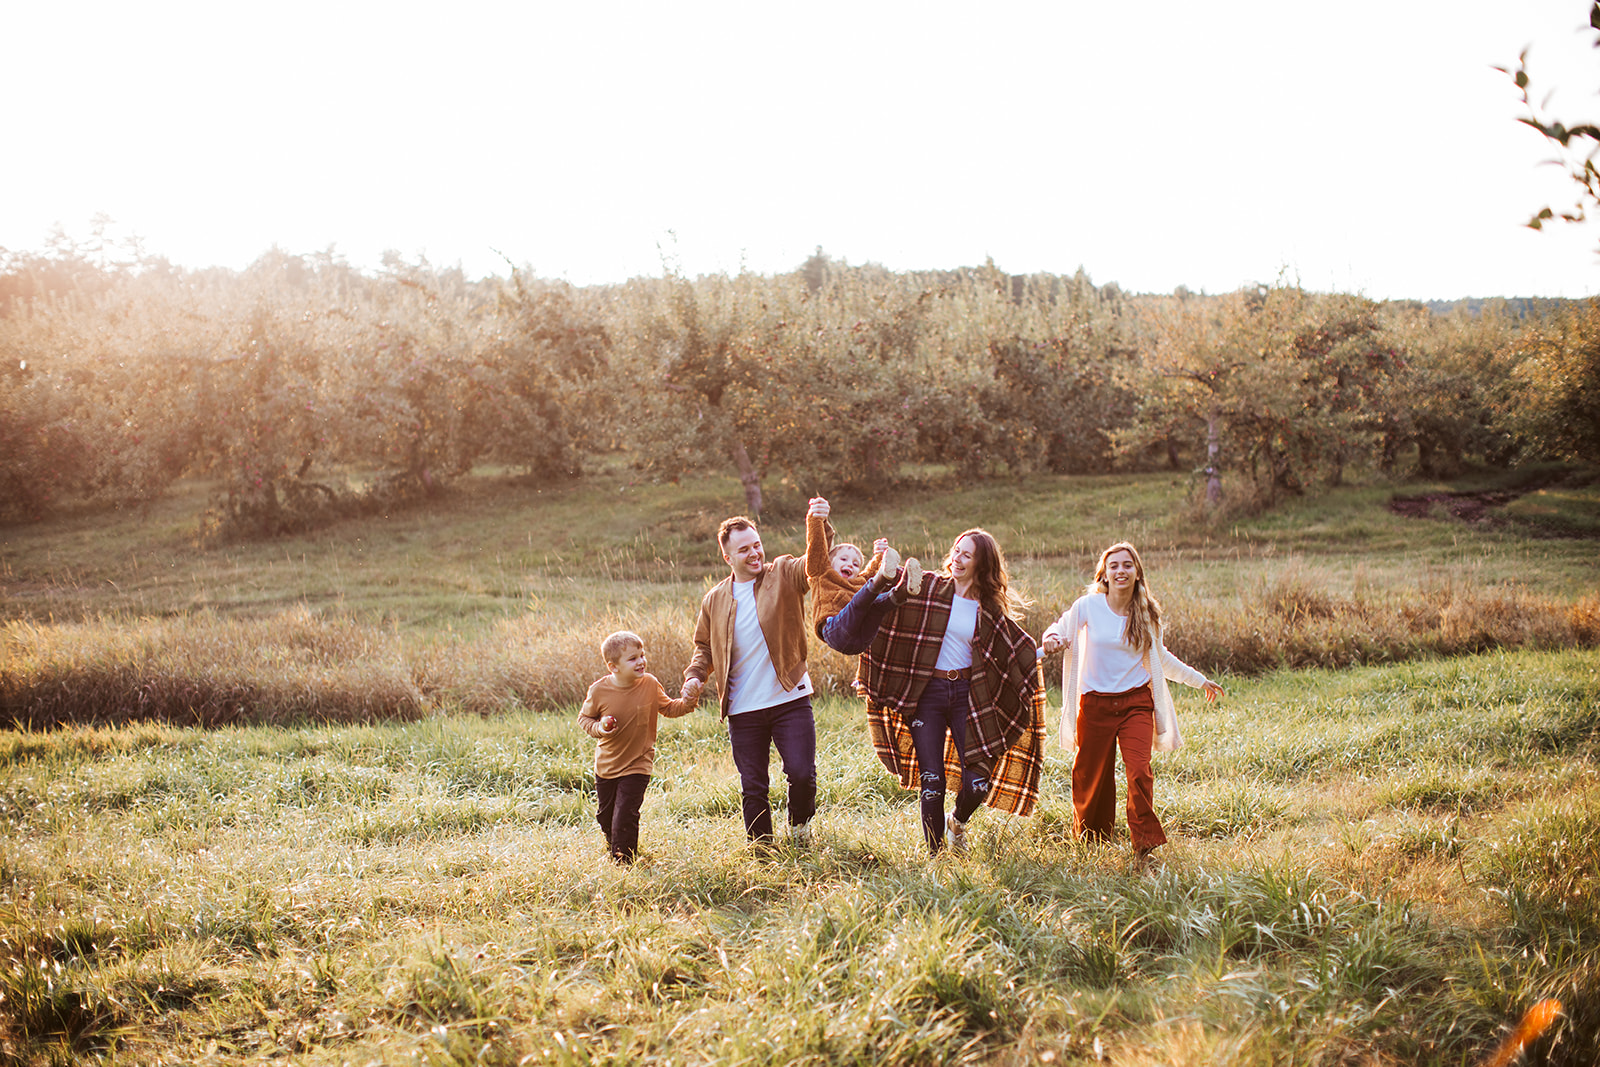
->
<box><xmin>2</xmin><ymin>239</ymin><xmax>1596</xmax><ymax>535</ymax></box>
<box><xmin>1420</xmin><ymin>296</ymin><xmax>1582</xmax><ymax>318</ymax></box>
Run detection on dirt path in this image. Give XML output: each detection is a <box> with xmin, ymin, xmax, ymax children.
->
<box><xmin>1387</xmin><ymin>469</ymin><xmax>1584</xmax><ymax>524</ymax></box>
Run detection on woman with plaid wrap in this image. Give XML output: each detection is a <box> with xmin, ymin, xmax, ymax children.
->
<box><xmin>857</xmin><ymin>528</ymin><xmax>1046</xmax><ymax>855</ymax></box>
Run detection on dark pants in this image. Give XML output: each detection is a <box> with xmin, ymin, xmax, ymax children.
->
<box><xmin>726</xmin><ymin>695</ymin><xmax>818</xmax><ymax>841</ymax></box>
<box><xmin>904</xmin><ymin>677</ymin><xmax>990</xmax><ymax>853</ymax></box>
<box><xmin>595</xmin><ymin>772</ymin><xmax>651</xmax><ymax>863</ymax></box>
<box><xmin>820</xmin><ymin>577</ymin><xmax>900</xmax><ymax>655</ymax></box>
<box><xmin>1073</xmin><ymin>684</ymin><xmax>1167</xmax><ymax>851</ymax></box>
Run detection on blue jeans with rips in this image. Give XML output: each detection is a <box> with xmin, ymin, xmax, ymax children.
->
<box><xmin>903</xmin><ymin>677</ymin><xmax>990</xmax><ymax>853</ymax></box>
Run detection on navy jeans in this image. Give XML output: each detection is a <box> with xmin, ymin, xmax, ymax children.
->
<box><xmin>726</xmin><ymin>695</ymin><xmax>818</xmax><ymax>840</ymax></box>
<box><xmin>596</xmin><ymin>772</ymin><xmax>651</xmax><ymax>863</ymax></box>
<box><xmin>820</xmin><ymin>577</ymin><xmax>901</xmax><ymax>655</ymax></box>
<box><xmin>904</xmin><ymin>677</ymin><xmax>990</xmax><ymax>853</ymax></box>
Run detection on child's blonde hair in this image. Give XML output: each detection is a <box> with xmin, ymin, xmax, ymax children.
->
<box><xmin>600</xmin><ymin>630</ymin><xmax>644</xmax><ymax>666</ymax></box>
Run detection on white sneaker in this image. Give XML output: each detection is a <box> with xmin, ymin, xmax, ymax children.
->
<box><xmin>903</xmin><ymin>558</ymin><xmax>923</xmax><ymax>596</ymax></box>
<box><xmin>879</xmin><ymin>547</ymin><xmax>901</xmax><ymax>583</ymax></box>
<box><xmin>790</xmin><ymin>821</ymin><xmax>812</xmax><ymax>848</ymax></box>
<box><xmin>945</xmin><ymin>813</ymin><xmax>967</xmax><ymax>854</ymax></box>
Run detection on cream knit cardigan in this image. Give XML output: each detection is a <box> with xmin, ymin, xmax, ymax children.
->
<box><xmin>1041</xmin><ymin>594</ymin><xmax>1208</xmax><ymax>753</ymax></box>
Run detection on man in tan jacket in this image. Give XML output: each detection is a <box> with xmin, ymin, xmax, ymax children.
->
<box><xmin>683</xmin><ymin>507</ymin><xmax>818</xmax><ymax>846</ymax></box>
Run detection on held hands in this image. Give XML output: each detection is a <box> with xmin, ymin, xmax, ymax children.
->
<box><xmin>1040</xmin><ymin>633</ymin><xmax>1064</xmax><ymax>655</ymax></box>
<box><xmin>873</xmin><ymin>537</ymin><xmax>891</xmax><ymax>556</ymax></box>
<box><xmin>808</xmin><ymin>496</ymin><xmax>830</xmax><ymax>519</ymax></box>
<box><xmin>682</xmin><ymin>678</ymin><xmax>705</xmax><ymax>705</ymax></box>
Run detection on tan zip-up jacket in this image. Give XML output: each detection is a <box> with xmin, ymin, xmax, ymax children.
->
<box><xmin>685</xmin><ymin>553</ymin><xmax>811</xmax><ymax>718</ymax></box>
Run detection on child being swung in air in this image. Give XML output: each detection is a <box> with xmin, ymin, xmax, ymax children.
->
<box><xmin>577</xmin><ymin>630</ymin><xmax>700</xmax><ymax>864</ymax></box>
<box><xmin>805</xmin><ymin>496</ymin><xmax>922</xmax><ymax>655</ymax></box>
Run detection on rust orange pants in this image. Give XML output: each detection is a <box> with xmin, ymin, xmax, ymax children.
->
<box><xmin>1073</xmin><ymin>684</ymin><xmax>1167</xmax><ymax>851</ymax></box>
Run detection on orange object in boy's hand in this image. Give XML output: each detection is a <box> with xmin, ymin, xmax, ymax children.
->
<box><xmin>601</xmin><ymin>715</ymin><xmax>618</xmax><ymax>733</ymax></box>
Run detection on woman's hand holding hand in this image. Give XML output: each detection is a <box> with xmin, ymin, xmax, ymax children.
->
<box><xmin>1040</xmin><ymin>634</ymin><xmax>1064</xmax><ymax>655</ymax></box>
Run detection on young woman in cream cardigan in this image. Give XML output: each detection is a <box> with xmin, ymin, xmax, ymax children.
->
<box><xmin>1040</xmin><ymin>541</ymin><xmax>1223</xmax><ymax>867</ymax></box>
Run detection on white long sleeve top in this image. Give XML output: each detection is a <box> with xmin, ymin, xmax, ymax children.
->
<box><xmin>1041</xmin><ymin>593</ymin><xmax>1209</xmax><ymax>753</ymax></box>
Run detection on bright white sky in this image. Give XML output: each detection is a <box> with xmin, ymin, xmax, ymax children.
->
<box><xmin>4</xmin><ymin>0</ymin><xmax>1598</xmax><ymax>299</ymax></box>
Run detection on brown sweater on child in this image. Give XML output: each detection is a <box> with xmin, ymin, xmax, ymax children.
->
<box><xmin>804</xmin><ymin>511</ymin><xmax>886</xmax><ymax>640</ymax></box>
<box><xmin>577</xmin><ymin>672</ymin><xmax>697</xmax><ymax>778</ymax></box>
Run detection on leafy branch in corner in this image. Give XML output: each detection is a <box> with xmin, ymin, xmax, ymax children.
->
<box><xmin>1495</xmin><ymin>2</ymin><xmax>1600</xmax><ymax>243</ymax></box>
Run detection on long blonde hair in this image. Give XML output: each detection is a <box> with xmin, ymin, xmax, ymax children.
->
<box><xmin>1086</xmin><ymin>541</ymin><xmax>1161</xmax><ymax>653</ymax></box>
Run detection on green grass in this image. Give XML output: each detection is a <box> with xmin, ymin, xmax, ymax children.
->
<box><xmin>2</xmin><ymin>464</ymin><xmax>1599</xmax><ymax>1062</ymax></box>
<box><xmin>0</xmin><ymin>651</ymin><xmax>1596</xmax><ymax>1064</ymax></box>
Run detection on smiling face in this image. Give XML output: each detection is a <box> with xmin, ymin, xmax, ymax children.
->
<box><xmin>609</xmin><ymin>642</ymin><xmax>648</xmax><ymax>685</ymax></box>
<box><xmin>946</xmin><ymin>534</ymin><xmax>978</xmax><ymax>589</ymax></box>
<box><xmin>1102</xmin><ymin>549</ymin><xmax>1138</xmax><ymax>593</ymax></box>
<box><xmin>721</xmin><ymin>525</ymin><xmax>765</xmax><ymax>582</ymax></box>
<box><xmin>829</xmin><ymin>544</ymin><xmax>865</xmax><ymax>581</ymax></box>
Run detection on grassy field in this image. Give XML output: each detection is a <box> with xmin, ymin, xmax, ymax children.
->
<box><xmin>0</xmin><ymin>652</ymin><xmax>1597</xmax><ymax>1065</ymax></box>
<box><xmin>1</xmin><ymin>465</ymin><xmax>1599</xmax><ymax>1063</ymax></box>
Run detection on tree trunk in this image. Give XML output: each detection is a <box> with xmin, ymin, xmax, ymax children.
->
<box><xmin>731</xmin><ymin>438</ymin><xmax>762</xmax><ymax>516</ymax></box>
<box><xmin>1418</xmin><ymin>439</ymin><xmax>1438</xmax><ymax>477</ymax></box>
<box><xmin>1205</xmin><ymin>409</ymin><xmax>1222</xmax><ymax>505</ymax></box>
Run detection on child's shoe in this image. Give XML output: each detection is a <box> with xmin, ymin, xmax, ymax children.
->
<box><xmin>874</xmin><ymin>548</ymin><xmax>901</xmax><ymax>595</ymax></box>
<box><xmin>902</xmin><ymin>558</ymin><xmax>923</xmax><ymax>597</ymax></box>
<box><xmin>878</xmin><ymin>546</ymin><xmax>901</xmax><ymax>583</ymax></box>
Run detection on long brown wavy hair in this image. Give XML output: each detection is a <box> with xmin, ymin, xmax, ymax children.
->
<box><xmin>944</xmin><ymin>528</ymin><xmax>1030</xmax><ymax>622</ymax></box>
<box><xmin>1086</xmin><ymin>541</ymin><xmax>1161</xmax><ymax>652</ymax></box>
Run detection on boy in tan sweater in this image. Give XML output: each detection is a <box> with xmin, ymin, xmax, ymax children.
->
<box><xmin>577</xmin><ymin>630</ymin><xmax>699</xmax><ymax>863</ymax></box>
<box><xmin>805</xmin><ymin>497</ymin><xmax>922</xmax><ymax>655</ymax></box>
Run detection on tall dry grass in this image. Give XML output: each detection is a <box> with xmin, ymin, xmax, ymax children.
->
<box><xmin>1</xmin><ymin>608</ymin><xmax>425</xmax><ymax>729</ymax></box>
<box><xmin>4</xmin><ymin>569</ymin><xmax>1597</xmax><ymax>730</ymax></box>
<box><xmin>1155</xmin><ymin>567</ymin><xmax>1598</xmax><ymax>676</ymax></box>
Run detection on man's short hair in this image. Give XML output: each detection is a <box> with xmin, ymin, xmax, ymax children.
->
<box><xmin>600</xmin><ymin>630</ymin><xmax>644</xmax><ymax>666</ymax></box>
<box><xmin>717</xmin><ymin>516</ymin><xmax>757</xmax><ymax>549</ymax></box>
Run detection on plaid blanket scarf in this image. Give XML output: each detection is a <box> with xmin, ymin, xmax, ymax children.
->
<box><xmin>856</xmin><ymin>574</ymin><xmax>1046</xmax><ymax>816</ymax></box>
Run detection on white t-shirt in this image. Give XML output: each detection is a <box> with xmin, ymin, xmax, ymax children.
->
<box><xmin>726</xmin><ymin>578</ymin><xmax>811</xmax><ymax>714</ymax></box>
<box><xmin>933</xmin><ymin>594</ymin><xmax>980</xmax><ymax>671</ymax></box>
<box><xmin>1080</xmin><ymin>593</ymin><xmax>1152</xmax><ymax>694</ymax></box>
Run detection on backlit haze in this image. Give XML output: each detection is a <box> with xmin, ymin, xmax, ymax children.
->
<box><xmin>4</xmin><ymin>0</ymin><xmax>1597</xmax><ymax>299</ymax></box>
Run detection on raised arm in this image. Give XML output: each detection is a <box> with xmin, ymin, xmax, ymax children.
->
<box><xmin>860</xmin><ymin>537</ymin><xmax>890</xmax><ymax>582</ymax></box>
<box><xmin>804</xmin><ymin>500</ymin><xmax>833</xmax><ymax>582</ymax></box>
